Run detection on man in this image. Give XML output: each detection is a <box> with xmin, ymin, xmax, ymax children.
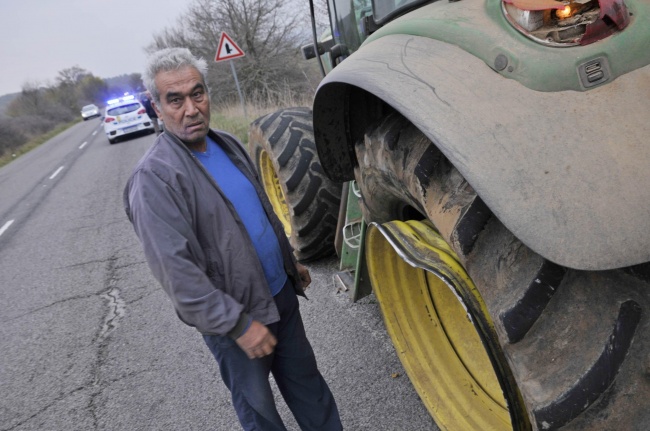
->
<box><xmin>124</xmin><ymin>48</ymin><xmax>341</xmax><ymax>431</ymax></box>
<box><xmin>139</xmin><ymin>91</ymin><xmax>161</xmax><ymax>135</ymax></box>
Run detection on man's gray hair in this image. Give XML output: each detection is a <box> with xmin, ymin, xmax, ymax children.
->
<box><xmin>143</xmin><ymin>48</ymin><xmax>208</xmax><ymax>104</ymax></box>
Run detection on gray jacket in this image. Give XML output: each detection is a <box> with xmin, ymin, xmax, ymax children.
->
<box><xmin>123</xmin><ymin>129</ymin><xmax>302</xmax><ymax>338</ymax></box>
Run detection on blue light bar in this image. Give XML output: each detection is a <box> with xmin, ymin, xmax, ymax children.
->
<box><xmin>107</xmin><ymin>95</ymin><xmax>136</xmax><ymax>105</ymax></box>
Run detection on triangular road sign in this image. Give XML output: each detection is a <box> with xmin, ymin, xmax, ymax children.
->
<box><xmin>215</xmin><ymin>31</ymin><xmax>245</xmax><ymax>62</ymax></box>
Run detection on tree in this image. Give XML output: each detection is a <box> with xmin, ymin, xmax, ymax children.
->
<box><xmin>56</xmin><ymin>66</ymin><xmax>90</xmax><ymax>87</ymax></box>
<box><xmin>146</xmin><ymin>0</ymin><xmax>320</xmax><ymax>107</ymax></box>
<box><xmin>4</xmin><ymin>66</ymin><xmax>109</xmax><ymax>150</ymax></box>
<box><xmin>1</xmin><ymin>66</ymin><xmax>112</xmax><ymax>161</ymax></box>
<box><xmin>78</xmin><ymin>75</ymin><xmax>109</xmax><ymax>105</ymax></box>
<box><xmin>7</xmin><ymin>82</ymin><xmax>46</xmax><ymax>117</ymax></box>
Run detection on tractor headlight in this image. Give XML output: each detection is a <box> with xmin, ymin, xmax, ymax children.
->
<box><xmin>502</xmin><ymin>0</ymin><xmax>631</xmax><ymax>47</ymax></box>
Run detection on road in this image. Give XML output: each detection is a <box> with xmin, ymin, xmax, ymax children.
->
<box><xmin>0</xmin><ymin>120</ymin><xmax>436</xmax><ymax>430</ymax></box>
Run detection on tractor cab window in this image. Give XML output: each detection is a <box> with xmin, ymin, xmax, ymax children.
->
<box><xmin>328</xmin><ymin>0</ymin><xmax>371</xmax><ymax>53</ymax></box>
<box><xmin>327</xmin><ymin>0</ymin><xmax>428</xmax><ymax>52</ymax></box>
<box><xmin>373</xmin><ymin>0</ymin><xmax>423</xmax><ymax>22</ymax></box>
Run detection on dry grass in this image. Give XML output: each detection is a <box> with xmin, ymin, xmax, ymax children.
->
<box><xmin>211</xmin><ymin>95</ymin><xmax>314</xmax><ymax>148</ymax></box>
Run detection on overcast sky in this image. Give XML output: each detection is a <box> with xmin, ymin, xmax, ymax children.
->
<box><xmin>0</xmin><ymin>0</ymin><xmax>193</xmax><ymax>96</ymax></box>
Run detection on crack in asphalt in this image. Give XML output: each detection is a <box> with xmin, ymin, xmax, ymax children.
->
<box><xmin>98</xmin><ymin>287</ymin><xmax>125</xmax><ymax>341</ymax></box>
<box><xmin>0</xmin><ymin>291</ymin><xmax>99</xmax><ymax>324</ymax></box>
<box><xmin>0</xmin><ymin>387</ymin><xmax>87</xmax><ymax>431</ymax></box>
<box><xmin>125</xmin><ymin>285</ymin><xmax>159</xmax><ymax>305</ymax></box>
<box><xmin>1</xmin><ymin>256</ymin><xmax>142</xmax><ymax>324</ymax></box>
<box><xmin>87</xmin><ymin>253</ymin><xmax>126</xmax><ymax>428</ymax></box>
<box><xmin>1</xmin><ymin>251</ymin><xmax>130</xmax><ymax>430</ymax></box>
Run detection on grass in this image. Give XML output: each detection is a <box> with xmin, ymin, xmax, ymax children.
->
<box><xmin>211</xmin><ymin>98</ymin><xmax>313</xmax><ymax>148</ymax></box>
<box><xmin>0</xmin><ymin>119</ymin><xmax>81</xmax><ymax>168</ymax></box>
<box><xmin>210</xmin><ymin>103</ymin><xmax>264</xmax><ymax>147</ymax></box>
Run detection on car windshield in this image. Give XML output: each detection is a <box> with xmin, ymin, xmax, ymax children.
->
<box><xmin>82</xmin><ymin>105</ymin><xmax>96</xmax><ymax>111</ymax></box>
<box><xmin>107</xmin><ymin>103</ymin><xmax>140</xmax><ymax>116</ymax></box>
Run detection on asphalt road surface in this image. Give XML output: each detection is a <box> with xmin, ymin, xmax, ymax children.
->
<box><xmin>0</xmin><ymin>120</ymin><xmax>437</xmax><ymax>430</ymax></box>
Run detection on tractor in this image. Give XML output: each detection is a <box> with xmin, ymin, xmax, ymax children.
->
<box><xmin>247</xmin><ymin>0</ymin><xmax>650</xmax><ymax>429</ymax></box>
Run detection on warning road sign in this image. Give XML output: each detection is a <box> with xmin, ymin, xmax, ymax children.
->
<box><xmin>215</xmin><ymin>32</ymin><xmax>245</xmax><ymax>62</ymax></box>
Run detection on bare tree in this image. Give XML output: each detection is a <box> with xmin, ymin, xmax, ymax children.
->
<box><xmin>311</xmin><ymin>0</ymin><xmax>331</xmax><ymax>33</ymax></box>
<box><xmin>56</xmin><ymin>66</ymin><xmax>90</xmax><ymax>87</ymax></box>
<box><xmin>8</xmin><ymin>82</ymin><xmax>46</xmax><ymax>117</ymax></box>
<box><xmin>146</xmin><ymin>0</ymin><xmax>320</xmax><ymax>107</ymax></box>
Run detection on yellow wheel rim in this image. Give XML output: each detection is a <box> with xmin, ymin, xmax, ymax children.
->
<box><xmin>258</xmin><ymin>149</ymin><xmax>291</xmax><ymax>236</ymax></box>
<box><xmin>366</xmin><ymin>220</ymin><xmax>515</xmax><ymax>431</ymax></box>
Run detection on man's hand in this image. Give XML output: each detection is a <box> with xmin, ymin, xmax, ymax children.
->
<box><xmin>296</xmin><ymin>262</ymin><xmax>311</xmax><ymax>291</ymax></box>
<box><xmin>235</xmin><ymin>320</ymin><xmax>277</xmax><ymax>359</ymax></box>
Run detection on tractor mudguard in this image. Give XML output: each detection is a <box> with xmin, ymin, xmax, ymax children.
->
<box><xmin>312</xmin><ymin>34</ymin><xmax>650</xmax><ymax>271</ymax></box>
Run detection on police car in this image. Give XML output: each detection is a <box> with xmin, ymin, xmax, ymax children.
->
<box><xmin>103</xmin><ymin>95</ymin><xmax>156</xmax><ymax>144</ymax></box>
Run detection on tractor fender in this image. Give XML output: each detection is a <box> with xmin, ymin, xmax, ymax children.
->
<box><xmin>312</xmin><ymin>34</ymin><xmax>650</xmax><ymax>271</ymax></box>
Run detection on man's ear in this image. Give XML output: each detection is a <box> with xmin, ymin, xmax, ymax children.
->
<box><xmin>152</xmin><ymin>101</ymin><xmax>162</xmax><ymax>117</ymax></box>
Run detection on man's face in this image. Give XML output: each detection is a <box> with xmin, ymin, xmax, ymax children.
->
<box><xmin>152</xmin><ymin>66</ymin><xmax>210</xmax><ymax>148</ymax></box>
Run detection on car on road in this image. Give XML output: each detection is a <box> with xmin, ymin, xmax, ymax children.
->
<box><xmin>103</xmin><ymin>95</ymin><xmax>156</xmax><ymax>144</ymax></box>
<box><xmin>80</xmin><ymin>104</ymin><xmax>100</xmax><ymax>120</ymax></box>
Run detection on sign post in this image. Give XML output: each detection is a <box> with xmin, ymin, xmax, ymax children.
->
<box><xmin>215</xmin><ymin>31</ymin><xmax>247</xmax><ymax>118</ymax></box>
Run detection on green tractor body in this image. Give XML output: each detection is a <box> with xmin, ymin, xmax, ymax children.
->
<box><xmin>248</xmin><ymin>0</ymin><xmax>650</xmax><ymax>429</ymax></box>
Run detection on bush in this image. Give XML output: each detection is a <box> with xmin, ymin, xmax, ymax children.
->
<box><xmin>12</xmin><ymin>115</ymin><xmax>60</xmax><ymax>137</ymax></box>
<box><xmin>0</xmin><ymin>118</ymin><xmax>28</xmax><ymax>157</ymax></box>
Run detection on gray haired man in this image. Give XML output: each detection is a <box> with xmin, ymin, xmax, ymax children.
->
<box><xmin>124</xmin><ymin>47</ymin><xmax>341</xmax><ymax>430</ymax></box>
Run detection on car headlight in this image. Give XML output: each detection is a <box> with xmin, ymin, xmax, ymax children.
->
<box><xmin>502</xmin><ymin>0</ymin><xmax>630</xmax><ymax>47</ymax></box>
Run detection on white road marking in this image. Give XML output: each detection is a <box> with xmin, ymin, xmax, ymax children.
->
<box><xmin>79</xmin><ymin>141</ymin><xmax>88</xmax><ymax>149</ymax></box>
<box><xmin>92</xmin><ymin>131</ymin><xmax>98</xmax><ymax>136</ymax></box>
<box><xmin>0</xmin><ymin>220</ymin><xmax>14</xmax><ymax>237</ymax></box>
<box><xmin>49</xmin><ymin>166</ymin><xmax>64</xmax><ymax>179</ymax></box>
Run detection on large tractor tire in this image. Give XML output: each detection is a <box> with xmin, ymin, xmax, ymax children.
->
<box><xmin>249</xmin><ymin>107</ymin><xmax>341</xmax><ymax>262</ymax></box>
<box><xmin>354</xmin><ymin>112</ymin><xmax>649</xmax><ymax>430</ymax></box>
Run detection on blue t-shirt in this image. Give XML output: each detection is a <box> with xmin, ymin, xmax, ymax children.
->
<box><xmin>193</xmin><ymin>137</ymin><xmax>287</xmax><ymax>296</ymax></box>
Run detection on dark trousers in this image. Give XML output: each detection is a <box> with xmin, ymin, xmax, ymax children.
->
<box><xmin>203</xmin><ymin>280</ymin><xmax>342</xmax><ymax>431</ymax></box>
